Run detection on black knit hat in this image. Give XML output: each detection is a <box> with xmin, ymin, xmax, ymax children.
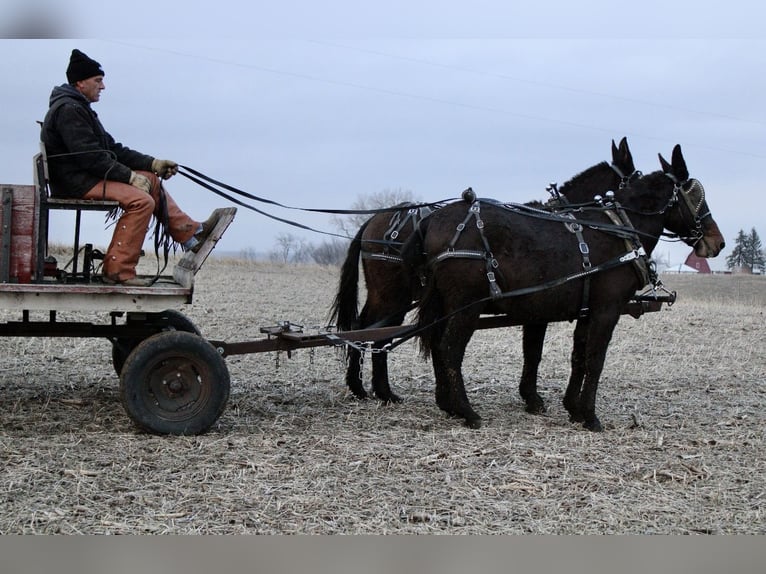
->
<box><xmin>66</xmin><ymin>49</ymin><xmax>105</xmax><ymax>84</ymax></box>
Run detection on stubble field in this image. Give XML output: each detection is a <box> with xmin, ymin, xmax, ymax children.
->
<box><xmin>0</xmin><ymin>258</ymin><xmax>764</xmax><ymax>534</ymax></box>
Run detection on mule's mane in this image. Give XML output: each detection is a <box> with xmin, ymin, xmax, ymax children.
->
<box><xmin>557</xmin><ymin>161</ymin><xmax>611</xmax><ymax>201</ymax></box>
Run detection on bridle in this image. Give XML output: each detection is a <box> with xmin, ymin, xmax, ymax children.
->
<box><xmin>609</xmin><ymin>162</ymin><xmax>642</xmax><ymax>189</ymax></box>
<box><xmin>663</xmin><ymin>173</ymin><xmax>710</xmax><ymax>246</ymax></box>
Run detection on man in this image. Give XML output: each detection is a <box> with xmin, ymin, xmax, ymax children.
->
<box><xmin>42</xmin><ymin>49</ymin><xmax>221</xmax><ymax>286</ymax></box>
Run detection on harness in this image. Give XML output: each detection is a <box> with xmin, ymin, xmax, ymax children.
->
<box><xmin>429</xmin><ymin>195</ymin><xmax>652</xmax><ymax>318</ymax></box>
<box><xmin>361</xmin><ymin>205</ymin><xmax>435</xmax><ymax>264</ymax></box>
<box><xmin>430</xmin><ymin>200</ymin><xmax>503</xmax><ymax>298</ymax></box>
<box><xmin>599</xmin><ymin>202</ymin><xmax>650</xmax><ymax>287</ymax></box>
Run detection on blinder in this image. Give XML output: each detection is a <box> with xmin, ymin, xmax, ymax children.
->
<box><xmin>664</xmin><ymin>173</ymin><xmax>708</xmax><ymax>245</ymax></box>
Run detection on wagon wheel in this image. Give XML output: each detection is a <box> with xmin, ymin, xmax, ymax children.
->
<box><xmin>119</xmin><ymin>330</ymin><xmax>230</xmax><ymax>435</ymax></box>
<box><xmin>111</xmin><ymin>309</ymin><xmax>201</xmax><ymax>376</ymax></box>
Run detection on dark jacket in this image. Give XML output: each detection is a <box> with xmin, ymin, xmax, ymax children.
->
<box><xmin>41</xmin><ymin>84</ymin><xmax>154</xmax><ymax>198</ymax></box>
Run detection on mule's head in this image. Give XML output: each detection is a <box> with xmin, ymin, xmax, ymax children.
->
<box><xmin>658</xmin><ymin>144</ymin><xmax>725</xmax><ymax>258</ymax></box>
<box><xmin>557</xmin><ymin>137</ymin><xmax>639</xmax><ymax>203</ymax></box>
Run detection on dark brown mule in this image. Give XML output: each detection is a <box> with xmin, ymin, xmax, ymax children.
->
<box><xmin>329</xmin><ymin>138</ymin><xmax>638</xmax><ymax>404</ymax></box>
<box><xmin>403</xmin><ymin>145</ymin><xmax>724</xmax><ymax>430</ymax></box>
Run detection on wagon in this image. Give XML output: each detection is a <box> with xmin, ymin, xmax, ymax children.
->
<box><xmin>0</xmin><ymin>153</ymin><xmax>675</xmax><ymax>435</ymax></box>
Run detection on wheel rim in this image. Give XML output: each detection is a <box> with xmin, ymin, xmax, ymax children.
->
<box><xmin>143</xmin><ymin>355</ymin><xmax>213</xmax><ymax>422</ymax></box>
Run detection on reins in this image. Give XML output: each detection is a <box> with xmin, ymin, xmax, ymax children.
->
<box><xmin>497</xmin><ymin>201</ymin><xmax>662</xmax><ymax>243</ymax></box>
<box><xmin>177</xmin><ymin>165</ymin><xmax>456</xmax><ymax>241</ymax></box>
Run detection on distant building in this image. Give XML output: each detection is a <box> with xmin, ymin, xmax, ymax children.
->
<box><xmin>732</xmin><ymin>265</ymin><xmax>754</xmax><ymax>275</ymax></box>
<box><xmin>684</xmin><ymin>251</ymin><xmax>711</xmax><ymax>274</ymax></box>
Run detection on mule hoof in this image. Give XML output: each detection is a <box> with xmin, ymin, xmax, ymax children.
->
<box><xmin>525</xmin><ymin>399</ymin><xmax>547</xmax><ymax>415</ymax></box>
<box><xmin>568</xmin><ymin>412</ymin><xmax>585</xmax><ymax>423</ymax></box>
<box><xmin>464</xmin><ymin>417</ymin><xmax>482</xmax><ymax>429</ymax></box>
<box><xmin>384</xmin><ymin>393</ymin><xmax>403</xmax><ymax>404</ymax></box>
<box><xmin>583</xmin><ymin>418</ymin><xmax>603</xmax><ymax>432</ymax></box>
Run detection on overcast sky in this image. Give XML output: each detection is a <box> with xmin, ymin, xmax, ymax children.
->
<box><xmin>0</xmin><ymin>2</ymin><xmax>764</xmax><ymax>270</ymax></box>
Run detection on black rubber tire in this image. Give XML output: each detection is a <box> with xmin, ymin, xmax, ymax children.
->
<box><xmin>111</xmin><ymin>310</ymin><xmax>202</xmax><ymax>376</ymax></box>
<box><xmin>119</xmin><ymin>330</ymin><xmax>230</xmax><ymax>435</ymax></box>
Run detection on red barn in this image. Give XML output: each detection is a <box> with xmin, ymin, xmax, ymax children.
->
<box><xmin>684</xmin><ymin>251</ymin><xmax>711</xmax><ymax>274</ymax></box>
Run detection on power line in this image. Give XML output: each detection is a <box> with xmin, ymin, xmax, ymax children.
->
<box><xmin>309</xmin><ymin>39</ymin><xmax>766</xmax><ymax>129</ymax></box>
<box><xmin>104</xmin><ymin>40</ymin><xmax>766</xmax><ymax>159</ymax></box>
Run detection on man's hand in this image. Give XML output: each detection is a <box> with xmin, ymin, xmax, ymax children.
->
<box><xmin>151</xmin><ymin>158</ymin><xmax>179</xmax><ymax>179</ymax></box>
<box><xmin>129</xmin><ymin>171</ymin><xmax>152</xmax><ymax>194</ymax></box>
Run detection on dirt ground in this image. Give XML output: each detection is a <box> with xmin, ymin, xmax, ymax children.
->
<box><xmin>0</xmin><ymin>258</ymin><xmax>764</xmax><ymax>534</ymax></box>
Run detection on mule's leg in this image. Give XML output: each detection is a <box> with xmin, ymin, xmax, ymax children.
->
<box><xmin>345</xmin><ymin>296</ymin><xmax>407</xmax><ymax>401</ymax></box>
<box><xmin>563</xmin><ymin>319</ymin><xmax>588</xmax><ymax>422</ymax></box>
<box><xmin>370</xmin><ymin>341</ymin><xmax>402</xmax><ymax>403</ymax></box>
<box><xmin>577</xmin><ymin>311</ymin><xmax>620</xmax><ymax>432</ymax></box>
<box><xmin>344</xmin><ymin>346</ymin><xmax>368</xmax><ymax>399</ymax></box>
<box><xmin>436</xmin><ymin>315</ymin><xmax>482</xmax><ymax>428</ymax></box>
<box><xmin>344</xmin><ymin>301</ymin><xmax>373</xmax><ymax>400</ymax></box>
<box><xmin>520</xmin><ymin>322</ymin><xmax>548</xmax><ymax>414</ymax></box>
<box><xmin>365</xmin><ymin>301</ymin><xmax>409</xmax><ymax>403</ymax></box>
<box><xmin>430</xmin><ymin>344</ymin><xmax>453</xmax><ymax>415</ymax></box>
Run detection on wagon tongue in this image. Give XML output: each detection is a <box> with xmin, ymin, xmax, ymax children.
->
<box><xmin>172</xmin><ymin>207</ymin><xmax>237</xmax><ymax>288</ymax></box>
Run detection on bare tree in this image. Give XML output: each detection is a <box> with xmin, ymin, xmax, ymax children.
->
<box><xmin>291</xmin><ymin>236</ymin><xmax>312</xmax><ymax>263</ymax></box>
<box><xmin>311</xmin><ymin>238</ymin><xmax>349</xmax><ymax>266</ymax></box>
<box><xmin>269</xmin><ymin>232</ymin><xmax>311</xmax><ymax>264</ymax></box>
<box><xmin>240</xmin><ymin>247</ymin><xmax>258</xmax><ymax>261</ymax></box>
<box><xmin>330</xmin><ymin>187</ymin><xmax>420</xmax><ymax>237</ymax></box>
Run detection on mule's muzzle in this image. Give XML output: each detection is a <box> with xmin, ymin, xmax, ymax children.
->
<box><xmin>691</xmin><ymin>215</ymin><xmax>725</xmax><ymax>258</ymax></box>
<box><xmin>696</xmin><ymin>231</ymin><xmax>725</xmax><ymax>258</ymax></box>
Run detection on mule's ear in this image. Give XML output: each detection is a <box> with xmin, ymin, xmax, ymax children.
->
<box><xmin>620</xmin><ymin>137</ymin><xmax>635</xmax><ymax>172</ymax></box>
<box><xmin>658</xmin><ymin>152</ymin><xmax>672</xmax><ymax>174</ymax></box>
<box><xmin>618</xmin><ymin>136</ymin><xmax>628</xmax><ymax>152</ymax></box>
<box><xmin>671</xmin><ymin>144</ymin><xmax>689</xmax><ymax>181</ymax></box>
<box><xmin>613</xmin><ymin>137</ymin><xmax>634</xmax><ymax>173</ymax></box>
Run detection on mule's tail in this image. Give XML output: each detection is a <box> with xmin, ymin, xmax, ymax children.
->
<box><xmin>328</xmin><ymin>220</ymin><xmax>369</xmax><ymax>331</ymax></box>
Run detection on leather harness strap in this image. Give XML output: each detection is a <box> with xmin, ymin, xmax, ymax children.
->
<box><xmin>361</xmin><ymin>205</ymin><xmax>435</xmax><ymax>264</ymax></box>
<box><xmin>432</xmin><ymin>200</ymin><xmax>502</xmax><ymax>299</ymax></box>
<box><xmin>601</xmin><ymin>205</ymin><xmax>650</xmax><ymax>287</ymax></box>
<box><xmin>428</xmin><ymin>199</ymin><xmax>653</xmax><ymax>312</ymax></box>
<box><xmin>561</xmin><ymin>213</ymin><xmax>593</xmax><ymax>317</ymax></box>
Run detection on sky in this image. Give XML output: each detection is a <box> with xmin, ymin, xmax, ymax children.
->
<box><xmin>0</xmin><ymin>2</ymin><xmax>764</xmax><ymax>271</ymax></box>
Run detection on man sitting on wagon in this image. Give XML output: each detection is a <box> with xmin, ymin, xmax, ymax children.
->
<box><xmin>41</xmin><ymin>49</ymin><xmax>222</xmax><ymax>286</ymax></box>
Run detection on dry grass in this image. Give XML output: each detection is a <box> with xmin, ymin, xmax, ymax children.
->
<box><xmin>0</xmin><ymin>260</ymin><xmax>764</xmax><ymax>534</ymax></box>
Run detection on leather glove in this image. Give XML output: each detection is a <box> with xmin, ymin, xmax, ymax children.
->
<box><xmin>151</xmin><ymin>158</ymin><xmax>179</xmax><ymax>179</ymax></box>
<box><xmin>129</xmin><ymin>171</ymin><xmax>152</xmax><ymax>194</ymax></box>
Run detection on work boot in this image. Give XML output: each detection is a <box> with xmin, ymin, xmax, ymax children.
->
<box><xmin>190</xmin><ymin>209</ymin><xmax>224</xmax><ymax>253</ymax></box>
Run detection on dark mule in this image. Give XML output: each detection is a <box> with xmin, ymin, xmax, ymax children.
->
<box><xmin>403</xmin><ymin>145</ymin><xmax>725</xmax><ymax>430</ymax></box>
<box><xmin>329</xmin><ymin>138</ymin><xmax>638</xmax><ymax>404</ymax></box>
